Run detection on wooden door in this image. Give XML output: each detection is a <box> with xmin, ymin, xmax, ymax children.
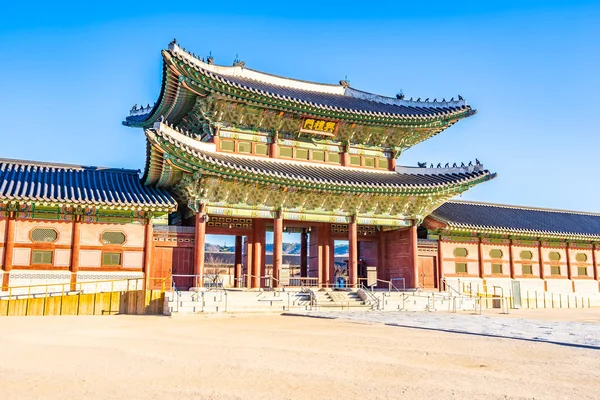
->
<box><xmin>418</xmin><ymin>256</ymin><xmax>436</xmax><ymax>289</ymax></box>
<box><xmin>150</xmin><ymin>247</ymin><xmax>173</xmax><ymax>290</ymax></box>
<box><xmin>171</xmin><ymin>247</ymin><xmax>194</xmax><ymax>290</ymax></box>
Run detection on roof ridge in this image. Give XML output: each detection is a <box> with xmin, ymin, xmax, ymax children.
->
<box><xmin>0</xmin><ymin>157</ymin><xmax>141</xmax><ymax>175</ymax></box>
<box><xmin>446</xmin><ymin>199</ymin><xmax>600</xmax><ymax>218</ymax></box>
<box><xmin>167</xmin><ymin>41</ymin><xmax>469</xmax><ymax>109</ymax></box>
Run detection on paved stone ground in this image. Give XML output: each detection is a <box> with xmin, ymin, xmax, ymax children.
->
<box><xmin>288</xmin><ymin>310</ymin><xmax>600</xmax><ymax>349</ymax></box>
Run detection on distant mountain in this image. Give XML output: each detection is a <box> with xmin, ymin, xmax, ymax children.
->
<box><xmin>205</xmin><ymin>242</ymin><xmax>348</xmax><ymax>255</ymax></box>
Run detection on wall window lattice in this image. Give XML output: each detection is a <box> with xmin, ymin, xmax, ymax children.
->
<box><xmin>101</xmin><ymin>231</ymin><xmax>126</xmax><ymax>245</ymax></box>
<box><xmin>102</xmin><ymin>252</ymin><xmax>122</xmax><ymax>266</ymax></box>
<box><xmin>453</xmin><ymin>247</ymin><xmax>468</xmax><ymax>257</ymax></box>
<box><xmin>455</xmin><ymin>263</ymin><xmax>467</xmax><ymax>273</ymax></box>
<box><xmin>551</xmin><ymin>265</ymin><xmax>561</xmax><ymax>275</ymax></box>
<box><xmin>492</xmin><ymin>264</ymin><xmax>503</xmax><ymax>274</ymax></box>
<box><xmin>520</xmin><ymin>251</ymin><xmax>533</xmax><ymax>260</ymax></box>
<box><xmin>31</xmin><ymin>228</ymin><xmax>58</xmax><ymax>243</ymax></box>
<box><xmin>575</xmin><ymin>253</ymin><xmax>588</xmax><ymax>262</ymax></box>
<box><xmin>522</xmin><ymin>265</ymin><xmax>533</xmax><ymax>275</ymax></box>
<box><xmin>32</xmin><ymin>250</ymin><xmax>53</xmax><ymax>265</ymax></box>
<box><xmin>489</xmin><ymin>249</ymin><xmax>503</xmax><ymax>259</ymax></box>
<box><xmin>577</xmin><ymin>267</ymin><xmax>587</xmax><ymax>276</ymax></box>
<box><xmin>548</xmin><ymin>252</ymin><xmax>561</xmax><ymax>261</ymax></box>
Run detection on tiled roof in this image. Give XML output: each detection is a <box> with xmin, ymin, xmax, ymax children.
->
<box><xmin>430</xmin><ymin>200</ymin><xmax>600</xmax><ymax>239</ymax></box>
<box><xmin>124</xmin><ymin>42</ymin><xmax>475</xmax><ymax>126</ymax></box>
<box><xmin>166</xmin><ymin>43</ymin><xmax>473</xmax><ymax>119</ymax></box>
<box><xmin>147</xmin><ymin>123</ymin><xmax>495</xmax><ymax>193</ymax></box>
<box><xmin>0</xmin><ymin>158</ymin><xmax>176</xmax><ymax>211</ymax></box>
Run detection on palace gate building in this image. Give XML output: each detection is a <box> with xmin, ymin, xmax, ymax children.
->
<box><xmin>1</xmin><ymin>41</ymin><xmax>599</xmax><ymax>297</ymax></box>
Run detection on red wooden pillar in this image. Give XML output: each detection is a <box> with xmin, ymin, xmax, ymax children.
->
<box><xmin>388</xmin><ymin>157</ymin><xmax>396</xmax><ymax>171</ymax></box>
<box><xmin>270</xmin><ymin>133</ymin><xmax>279</xmax><ymax>158</ymax></box>
<box><xmin>409</xmin><ymin>225</ymin><xmax>418</xmax><ymax>288</ymax></box>
<box><xmin>538</xmin><ymin>241</ymin><xmax>545</xmax><ymax>280</ymax></box>
<box><xmin>321</xmin><ymin>223</ymin><xmax>331</xmax><ymax>287</ymax></box>
<box><xmin>508</xmin><ymin>239</ymin><xmax>515</xmax><ymax>279</ymax></box>
<box><xmin>477</xmin><ymin>237</ymin><xmax>484</xmax><ymax>279</ymax></box>
<box><xmin>246</xmin><ymin>233</ymin><xmax>254</xmax><ymax>288</ymax></box>
<box><xmin>194</xmin><ymin>207</ymin><xmax>206</xmax><ymax>288</ymax></box>
<box><xmin>300</xmin><ymin>229</ymin><xmax>308</xmax><ymax>277</ymax></box>
<box><xmin>234</xmin><ymin>235</ymin><xmax>242</xmax><ymax>288</ymax></box>
<box><xmin>273</xmin><ymin>214</ymin><xmax>283</xmax><ymax>288</ymax></box>
<box><xmin>143</xmin><ymin>217</ymin><xmax>154</xmax><ymax>289</ymax></box>
<box><xmin>251</xmin><ymin>219</ymin><xmax>265</xmax><ymax>288</ymax></box>
<box><xmin>377</xmin><ymin>230</ymin><xmax>386</xmax><ymax>285</ymax></box>
<box><xmin>70</xmin><ymin>216</ymin><xmax>82</xmax><ymax>291</ymax></box>
<box><xmin>437</xmin><ymin>237</ymin><xmax>444</xmax><ymax>291</ymax></box>
<box><xmin>2</xmin><ymin>212</ymin><xmax>15</xmax><ymax>291</ymax></box>
<box><xmin>348</xmin><ymin>218</ymin><xmax>358</xmax><ymax>287</ymax></box>
<box><xmin>566</xmin><ymin>243</ymin><xmax>574</xmax><ymax>292</ymax></box>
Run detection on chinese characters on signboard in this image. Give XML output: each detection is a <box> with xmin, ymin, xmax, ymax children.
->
<box><xmin>302</xmin><ymin>118</ymin><xmax>336</xmax><ymax>134</ymax></box>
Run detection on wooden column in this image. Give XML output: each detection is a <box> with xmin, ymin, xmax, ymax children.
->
<box><xmin>143</xmin><ymin>217</ymin><xmax>154</xmax><ymax>289</ymax></box>
<box><xmin>377</xmin><ymin>230</ymin><xmax>386</xmax><ymax>285</ymax></box>
<box><xmin>409</xmin><ymin>225</ymin><xmax>418</xmax><ymax>288</ymax></box>
<box><xmin>321</xmin><ymin>223</ymin><xmax>331</xmax><ymax>287</ymax></box>
<box><xmin>477</xmin><ymin>237</ymin><xmax>484</xmax><ymax>279</ymax></box>
<box><xmin>566</xmin><ymin>243</ymin><xmax>573</xmax><ymax>280</ymax></box>
<box><xmin>508</xmin><ymin>239</ymin><xmax>515</xmax><ymax>279</ymax></box>
<box><xmin>194</xmin><ymin>207</ymin><xmax>206</xmax><ymax>288</ymax></box>
<box><xmin>300</xmin><ymin>229</ymin><xmax>308</xmax><ymax>278</ymax></box>
<box><xmin>348</xmin><ymin>218</ymin><xmax>358</xmax><ymax>287</ymax></box>
<box><xmin>270</xmin><ymin>133</ymin><xmax>279</xmax><ymax>158</ymax></box>
<box><xmin>538</xmin><ymin>241</ymin><xmax>545</xmax><ymax>280</ymax></box>
<box><xmin>70</xmin><ymin>216</ymin><xmax>82</xmax><ymax>291</ymax></box>
<box><xmin>388</xmin><ymin>157</ymin><xmax>396</xmax><ymax>171</ymax></box>
<box><xmin>437</xmin><ymin>237</ymin><xmax>444</xmax><ymax>291</ymax></box>
<box><xmin>246</xmin><ymin>234</ymin><xmax>254</xmax><ymax>288</ymax></box>
<box><xmin>251</xmin><ymin>219</ymin><xmax>265</xmax><ymax>288</ymax></box>
<box><xmin>273</xmin><ymin>214</ymin><xmax>283</xmax><ymax>288</ymax></box>
<box><xmin>2</xmin><ymin>212</ymin><xmax>16</xmax><ymax>291</ymax></box>
<box><xmin>234</xmin><ymin>236</ymin><xmax>243</xmax><ymax>288</ymax></box>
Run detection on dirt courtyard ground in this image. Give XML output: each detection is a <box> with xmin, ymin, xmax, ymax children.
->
<box><xmin>0</xmin><ymin>312</ymin><xmax>599</xmax><ymax>400</ymax></box>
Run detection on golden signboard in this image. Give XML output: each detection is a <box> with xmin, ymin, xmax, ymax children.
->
<box><xmin>301</xmin><ymin>118</ymin><xmax>336</xmax><ymax>135</ymax></box>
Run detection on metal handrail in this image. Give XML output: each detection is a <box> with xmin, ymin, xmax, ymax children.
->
<box><xmin>0</xmin><ymin>278</ymin><xmax>145</xmax><ymax>301</ymax></box>
<box><xmin>358</xmin><ymin>284</ymin><xmax>380</xmax><ymax>310</ymax></box>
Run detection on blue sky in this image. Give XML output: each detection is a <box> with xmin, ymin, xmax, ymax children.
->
<box><xmin>1</xmin><ymin>1</ymin><xmax>599</xmax><ymax>218</ymax></box>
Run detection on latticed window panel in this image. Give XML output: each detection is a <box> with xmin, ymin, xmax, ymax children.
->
<box><xmin>207</xmin><ymin>217</ymin><xmax>253</xmax><ymax>229</ymax></box>
<box><xmin>522</xmin><ymin>265</ymin><xmax>533</xmax><ymax>275</ymax></box>
<box><xmin>577</xmin><ymin>266</ymin><xmax>588</xmax><ymax>276</ymax></box>
<box><xmin>102</xmin><ymin>252</ymin><xmax>122</xmax><ymax>266</ymax></box>
<box><xmin>551</xmin><ymin>265</ymin><xmax>561</xmax><ymax>275</ymax></box>
<box><xmin>101</xmin><ymin>231</ymin><xmax>126</xmax><ymax>245</ymax></box>
<box><xmin>455</xmin><ymin>263</ymin><xmax>467</xmax><ymax>273</ymax></box>
<box><xmin>492</xmin><ymin>264</ymin><xmax>503</xmax><ymax>274</ymax></box>
<box><xmin>31</xmin><ymin>228</ymin><xmax>58</xmax><ymax>243</ymax></box>
<box><xmin>32</xmin><ymin>250</ymin><xmax>53</xmax><ymax>264</ymax></box>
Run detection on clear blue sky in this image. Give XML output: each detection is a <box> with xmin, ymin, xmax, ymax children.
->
<box><xmin>1</xmin><ymin>1</ymin><xmax>599</xmax><ymax>215</ymax></box>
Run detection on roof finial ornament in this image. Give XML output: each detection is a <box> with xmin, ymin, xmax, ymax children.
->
<box><xmin>207</xmin><ymin>51</ymin><xmax>214</xmax><ymax>65</ymax></box>
<box><xmin>340</xmin><ymin>75</ymin><xmax>350</xmax><ymax>88</ymax></box>
<box><xmin>458</xmin><ymin>95</ymin><xmax>464</xmax><ymax>101</ymax></box>
<box><xmin>450</xmin><ymin>97</ymin><xmax>454</xmax><ymax>102</ymax></box>
<box><xmin>425</xmin><ymin>98</ymin><xmax>429</xmax><ymax>102</ymax></box>
<box><xmin>158</xmin><ymin>115</ymin><xmax>165</xmax><ymax>123</ymax></box>
<box><xmin>417</xmin><ymin>162</ymin><xmax>427</xmax><ymax>168</ymax></box>
<box><xmin>436</xmin><ymin>163</ymin><xmax>441</xmax><ymax>168</ymax></box>
<box><xmin>430</xmin><ymin>163</ymin><xmax>434</xmax><ymax>168</ymax></box>
<box><xmin>170</xmin><ymin>38</ymin><xmax>177</xmax><ymax>46</ymax></box>
<box><xmin>433</xmin><ymin>98</ymin><xmax>437</xmax><ymax>102</ymax></box>
<box><xmin>416</xmin><ymin>97</ymin><xmax>421</xmax><ymax>101</ymax></box>
<box><xmin>452</xmin><ymin>163</ymin><xmax>457</xmax><ymax>168</ymax></box>
<box><xmin>461</xmin><ymin>162</ymin><xmax>465</xmax><ymax>167</ymax></box>
<box><xmin>409</xmin><ymin>97</ymin><xmax>413</xmax><ymax>101</ymax></box>
<box><xmin>444</xmin><ymin>163</ymin><xmax>449</xmax><ymax>168</ymax></box>
<box><xmin>396</xmin><ymin>90</ymin><xmax>405</xmax><ymax>100</ymax></box>
<box><xmin>233</xmin><ymin>54</ymin><xmax>245</xmax><ymax>67</ymax></box>
<box><xmin>475</xmin><ymin>158</ymin><xmax>481</xmax><ymax>166</ymax></box>
<box><xmin>468</xmin><ymin>161</ymin><xmax>473</xmax><ymax>166</ymax></box>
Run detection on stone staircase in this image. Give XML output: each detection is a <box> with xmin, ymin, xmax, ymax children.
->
<box><xmin>313</xmin><ymin>289</ymin><xmax>370</xmax><ymax>309</ymax></box>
